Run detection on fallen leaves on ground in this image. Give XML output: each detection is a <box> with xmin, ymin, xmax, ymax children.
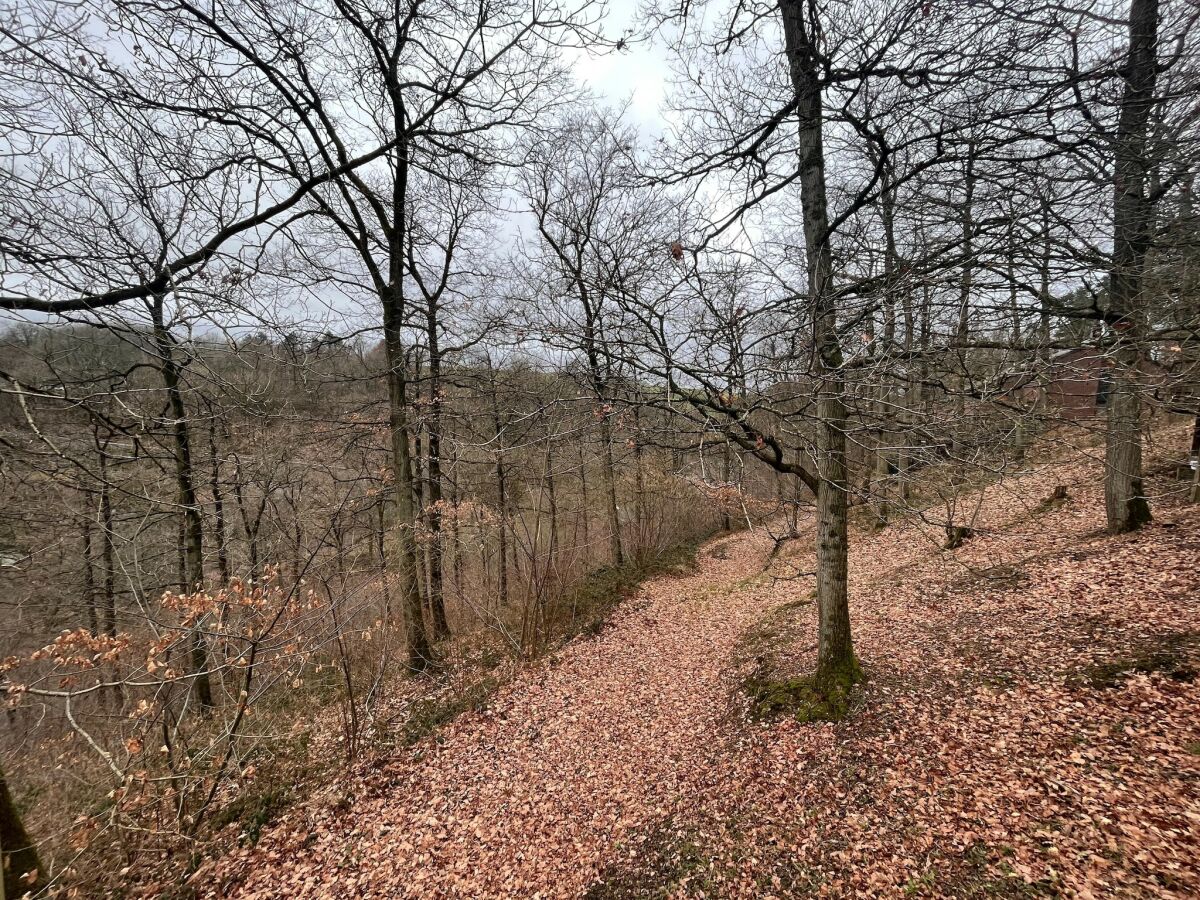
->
<box><xmin>200</xmin><ymin>431</ymin><xmax>1200</xmax><ymax>899</ymax></box>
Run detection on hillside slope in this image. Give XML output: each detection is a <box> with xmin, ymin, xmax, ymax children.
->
<box><xmin>202</xmin><ymin>431</ymin><xmax>1200</xmax><ymax>899</ymax></box>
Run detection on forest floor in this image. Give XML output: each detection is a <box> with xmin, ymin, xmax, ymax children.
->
<box><xmin>200</xmin><ymin>426</ymin><xmax>1200</xmax><ymax>899</ymax></box>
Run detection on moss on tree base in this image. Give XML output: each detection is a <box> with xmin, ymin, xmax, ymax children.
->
<box><xmin>744</xmin><ymin>658</ymin><xmax>863</xmax><ymax>724</ymax></box>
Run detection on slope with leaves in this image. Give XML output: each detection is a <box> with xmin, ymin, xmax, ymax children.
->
<box><xmin>200</xmin><ymin>530</ymin><xmax>777</xmax><ymax>898</ymax></box>
<box><xmin>613</xmin><ymin>429</ymin><xmax>1200</xmax><ymax>899</ymax></box>
<box><xmin>201</xmin><ymin>426</ymin><xmax>1200</xmax><ymax>899</ymax></box>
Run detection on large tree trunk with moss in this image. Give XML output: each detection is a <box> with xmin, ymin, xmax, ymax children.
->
<box><xmin>1104</xmin><ymin>0</ymin><xmax>1159</xmax><ymax>533</ymax></box>
<box><xmin>0</xmin><ymin>765</ymin><xmax>42</xmax><ymax>898</ymax></box>
<box><xmin>814</xmin><ymin>394</ymin><xmax>856</xmax><ymax>688</ymax></box>
<box><xmin>780</xmin><ymin>0</ymin><xmax>859</xmax><ymax>691</ymax></box>
<box><xmin>1106</xmin><ymin>348</ymin><xmax>1151</xmax><ymax>531</ymax></box>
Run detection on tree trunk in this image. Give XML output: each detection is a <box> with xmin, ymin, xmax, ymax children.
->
<box><xmin>1038</xmin><ymin>199</ymin><xmax>1053</xmax><ymax>344</ymax></box>
<box><xmin>898</xmin><ymin>236</ymin><xmax>917</xmax><ymax>504</ymax></box>
<box><xmin>0</xmin><ymin>764</ymin><xmax>42</xmax><ymax>899</ymax></box>
<box><xmin>81</xmin><ymin>514</ymin><xmax>99</xmax><ymax>637</ymax></box>
<box><xmin>232</xmin><ymin>458</ymin><xmax>262</xmax><ymax>582</ymax></box>
<box><xmin>577</xmin><ymin>441</ymin><xmax>591</xmax><ymax>555</ymax></box>
<box><xmin>780</xmin><ymin>0</ymin><xmax>859</xmax><ymax>690</ymax></box>
<box><xmin>599</xmin><ymin>416</ymin><xmax>624</xmax><ymax>565</ymax></box>
<box><xmin>953</xmin><ymin>141</ymin><xmax>977</xmax><ymax>424</ymax></box>
<box><xmin>96</xmin><ymin>450</ymin><xmax>122</xmax><ymax>705</ymax></box>
<box><xmin>1190</xmin><ymin>416</ymin><xmax>1200</xmax><ymax>503</ymax></box>
<box><xmin>873</xmin><ymin>159</ymin><xmax>899</xmax><ymax>523</ymax></box>
<box><xmin>488</xmin><ymin>367</ymin><xmax>510</xmax><ymax>605</ymax></box>
<box><xmin>546</xmin><ymin>439</ymin><xmax>560</xmax><ymax>569</ymax></box>
<box><xmin>579</xmin><ymin>293</ymin><xmax>623</xmax><ymax>566</ymax></box>
<box><xmin>1105</xmin><ymin>0</ymin><xmax>1159</xmax><ymax>533</ymax></box>
<box><xmin>208</xmin><ymin>417</ymin><xmax>229</xmax><ymax>585</ymax></box>
<box><xmin>412</xmin><ymin>434</ymin><xmax>430</xmax><ymax>605</ymax></box>
<box><xmin>720</xmin><ymin>439</ymin><xmax>733</xmax><ymax>531</ymax></box>
<box><xmin>150</xmin><ymin>294</ymin><xmax>213</xmax><ymax>710</ymax></box>
<box><xmin>423</xmin><ymin>302</ymin><xmax>451</xmax><ymax>641</ymax></box>
<box><xmin>1007</xmin><ymin>236</ymin><xmax>1028</xmax><ymax>461</ymax></box>
<box><xmin>382</xmin><ymin>133</ymin><xmax>433</xmax><ymax>673</ymax></box>
<box><xmin>95</xmin><ymin>447</ymin><xmax>117</xmax><ymax>639</ymax></box>
<box><xmin>1106</xmin><ymin>349</ymin><xmax>1151</xmax><ymax>531</ymax></box>
<box><xmin>447</xmin><ymin>466</ymin><xmax>464</xmax><ymax>597</ymax></box>
<box><xmin>631</xmin><ymin>402</ymin><xmax>647</xmax><ymax>552</ymax></box>
<box><xmin>815</xmin><ymin>398</ymin><xmax>855</xmax><ymax>686</ymax></box>
<box><xmin>383</xmin><ymin>296</ymin><xmax>433</xmax><ymax>673</ymax></box>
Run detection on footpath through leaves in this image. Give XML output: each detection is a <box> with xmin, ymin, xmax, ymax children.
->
<box><xmin>203</xmin><ymin>441</ymin><xmax>1200</xmax><ymax>899</ymax></box>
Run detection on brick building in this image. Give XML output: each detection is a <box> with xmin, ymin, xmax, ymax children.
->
<box><xmin>1043</xmin><ymin>348</ymin><xmax>1114</xmax><ymax>420</ymax></box>
<box><xmin>1007</xmin><ymin>348</ymin><xmax>1168</xmax><ymax>421</ymax></box>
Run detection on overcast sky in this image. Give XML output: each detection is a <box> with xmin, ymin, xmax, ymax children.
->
<box><xmin>569</xmin><ymin>0</ymin><xmax>672</xmax><ymax>135</ymax></box>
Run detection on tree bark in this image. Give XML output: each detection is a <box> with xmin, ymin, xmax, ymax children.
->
<box><xmin>81</xmin><ymin>514</ymin><xmax>99</xmax><ymax>637</ymax></box>
<box><xmin>208</xmin><ymin>417</ymin><xmax>229</xmax><ymax>584</ymax></box>
<box><xmin>0</xmin><ymin>764</ymin><xmax>42</xmax><ymax>899</ymax></box>
<box><xmin>1037</xmin><ymin>199</ymin><xmax>1054</xmax><ymax>344</ymax></box>
<box><xmin>423</xmin><ymin>300</ymin><xmax>451</xmax><ymax>641</ymax></box>
<box><xmin>580</xmin><ymin>286</ymin><xmax>623</xmax><ymax>566</ymax></box>
<box><xmin>721</xmin><ymin>439</ymin><xmax>734</xmax><ymax>531</ymax></box>
<box><xmin>631</xmin><ymin>401</ymin><xmax>647</xmax><ymax>551</ymax></box>
<box><xmin>97</xmin><ymin>457</ymin><xmax>117</xmax><ymax>639</ymax></box>
<box><xmin>780</xmin><ymin>0</ymin><xmax>859</xmax><ymax>689</ymax></box>
<box><xmin>1105</xmin><ymin>0</ymin><xmax>1159</xmax><ymax>533</ymax></box>
<box><xmin>1190</xmin><ymin>415</ymin><xmax>1200</xmax><ymax>503</ymax></box>
<box><xmin>577</xmin><ymin>441</ymin><xmax>591</xmax><ymax>554</ymax></box>
<box><xmin>599</xmin><ymin>413</ymin><xmax>624</xmax><ymax>565</ymax></box>
<box><xmin>546</xmin><ymin>440</ymin><xmax>560</xmax><ymax>568</ymax></box>
<box><xmin>384</xmin><ymin>138</ymin><xmax>433</xmax><ymax>674</ymax></box>
<box><xmin>447</xmin><ymin>463</ymin><xmax>465</xmax><ymax>596</ymax></box>
<box><xmin>953</xmin><ymin>141</ymin><xmax>977</xmax><ymax>424</ymax></box>
<box><xmin>383</xmin><ymin>293</ymin><xmax>433</xmax><ymax>673</ymax></box>
<box><xmin>874</xmin><ymin>156</ymin><xmax>899</xmax><ymax>522</ymax></box>
<box><xmin>150</xmin><ymin>295</ymin><xmax>212</xmax><ymax>709</ymax></box>
<box><xmin>487</xmin><ymin>362</ymin><xmax>510</xmax><ymax>605</ymax></box>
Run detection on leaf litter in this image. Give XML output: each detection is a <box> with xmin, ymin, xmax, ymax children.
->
<box><xmin>200</xmin><ymin>434</ymin><xmax>1200</xmax><ymax>899</ymax></box>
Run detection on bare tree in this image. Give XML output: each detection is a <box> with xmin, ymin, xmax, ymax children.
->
<box><xmin>1103</xmin><ymin>0</ymin><xmax>1163</xmax><ymax>532</ymax></box>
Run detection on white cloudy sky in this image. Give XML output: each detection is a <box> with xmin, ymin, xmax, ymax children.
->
<box><xmin>568</xmin><ymin>0</ymin><xmax>673</xmax><ymax>135</ymax></box>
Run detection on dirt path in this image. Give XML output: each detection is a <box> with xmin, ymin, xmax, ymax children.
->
<box><xmin>210</xmin><ymin>528</ymin><xmax>778</xmax><ymax>899</ymax></box>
